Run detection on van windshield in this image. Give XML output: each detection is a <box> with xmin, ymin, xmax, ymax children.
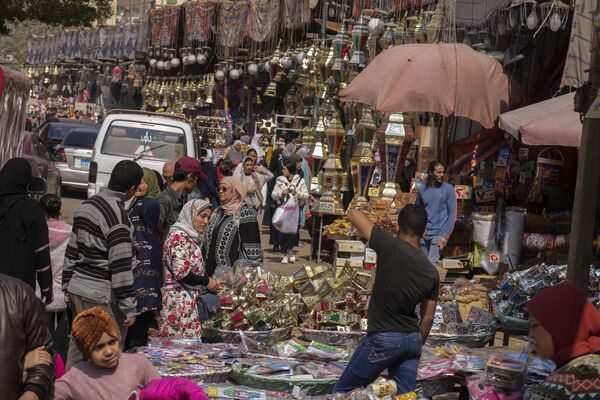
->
<box><xmin>101</xmin><ymin>120</ymin><xmax>187</xmax><ymax>161</ymax></box>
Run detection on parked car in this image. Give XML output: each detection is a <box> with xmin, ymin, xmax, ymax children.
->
<box><xmin>55</xmin><ymin>127</ymin><xmax>100</xmax><ymax>191</ymax></box>
<box><xmin>21</xmin><ymin>131</ymin><xmax>62</xmax><ymax>196</ymax></box>
<box><xmin>88</xmin><ymin>110</ymin><xmax>195</xmax><ymax>198</ymax></box>
<box><xmin>37</xmin><ymin>118</ymin><xmax>100</xmax><ymax>153</ymax></box>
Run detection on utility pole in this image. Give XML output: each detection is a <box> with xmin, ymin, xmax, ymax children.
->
<box><xmin>567</xmin><ymin>5</ymin><xmax>600</xmax><ymax>291</ymax></box>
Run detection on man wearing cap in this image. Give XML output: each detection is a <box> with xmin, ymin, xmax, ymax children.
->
<box><xmin>155</xmin><ymin>156</ymin><xmax>206</xmax><ymax>240</ymax></box>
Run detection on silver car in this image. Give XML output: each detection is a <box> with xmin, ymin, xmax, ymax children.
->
<box><xmin>55</xmin><ymin>127</ymin><xmax>99</xmax><ymax>191</ymax></box>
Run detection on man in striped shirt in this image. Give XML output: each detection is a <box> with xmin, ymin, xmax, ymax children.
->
<box><xmin>62</xmin><ymin>160</ymin><xmax>143</xmax><ymax>369</ymax></box>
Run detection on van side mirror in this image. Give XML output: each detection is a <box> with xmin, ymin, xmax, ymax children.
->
<box><xmin>27</xmin><ymin>177</ymin><xmax>47</xmax><ymax>195</ymax></box>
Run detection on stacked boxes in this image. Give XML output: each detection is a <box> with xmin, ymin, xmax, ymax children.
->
<box><xmin>334</xmin><ymin>240</ymin><xmax>366</xmax><ymax>275</ymax></box>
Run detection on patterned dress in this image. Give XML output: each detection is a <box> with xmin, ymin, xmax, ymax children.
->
<box><xmin>529</xmin><ymin>353</ymin><xmax>600</xmax><ymax>399</ymax></box>
<box><xmin>130</xmin><ymin>198</ymin><xmax>163</xmax><ymax>313</ymax></box>
<box><xmin>159</xmin><ymin>229</ymin><xmax>206</xmax><ymax>338</ymax></box>
<box><xmin>204</xmin><ymin>204</ymin><xmax>262</xmax><ymax>278</ymax></box>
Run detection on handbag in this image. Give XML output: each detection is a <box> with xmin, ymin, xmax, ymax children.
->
<box><xmin>280</xmin><ymin>197</ymin><xmax>300</xmax><ymax>234</ymax></box>
<box><xmin>165</xmin><ymin>264</ymin><xmax>220</xmax><ymax>321</ymax></box>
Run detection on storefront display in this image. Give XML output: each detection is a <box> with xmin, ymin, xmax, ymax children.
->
<box><xmin>491</xmin><ymin>263</ymin><xmax>600</xmax><ymax>330</ymax></box>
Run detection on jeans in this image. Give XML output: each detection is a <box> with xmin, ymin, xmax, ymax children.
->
<box><xmin>420</xmin><ymin>235</ymin><xmax>441</xmax><ymax>263</ymax></box>
<box><xmin>333</xmin><ymin>331</ymin><xmax>422</xmax><ymax>394</ymax></box>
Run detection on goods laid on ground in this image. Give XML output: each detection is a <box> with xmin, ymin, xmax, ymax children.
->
<box><xmin>296</xmin><ymin>262</ymin><xmax>374</xmax><ymax>335</ymax></box>
<box><xmin>135</xmin><ymin>340</ymin><xmax>239</xmax><ymax>382</ymax></box>
<box><xmin>429</xmin><ymin>280</ymin><xmax>496</xmax><ymax>348</ymax></box>
<box><xmin>490</xmin><ymin>263</ymin><xmax>600</xmax><ymax>330</ymax></box>
<box><xmin>202</xmin><ymin>384</ymin><xmax>292</xmax><ymax>399</ymax></box>
<box><xmin>206</xmin><ymin>266</ymin><xmax>303</xmax><ymax>332</ymax></box>
<box><xmin>205</xmin><ymin>264</ymin><xmax>374</xmax><ymax>342</ymax></box>
<box><xmin>231</xmin><ymin>357</ymin><xmax>345</xmax><ymax>396</ymax></box>
<box><xmin>331</xmin><ymin>379</ymin><xmax>416</xmax><ymax>399</ymax></box>
<box><xmin>416</xmin><ymin>343</ymin><xmax>555</xmax><ymax>399</ymax></box>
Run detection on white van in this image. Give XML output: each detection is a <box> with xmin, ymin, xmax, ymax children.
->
<box><xmin>87</xmin><ymin>110</ymin><xmax>196</xmax><ymax>198</ymax></box>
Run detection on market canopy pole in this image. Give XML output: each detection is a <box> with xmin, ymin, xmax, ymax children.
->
<box><xmin>567</xmin><ymin>6</ymin><xmax>600</xmax><ymax>291</ymax></box>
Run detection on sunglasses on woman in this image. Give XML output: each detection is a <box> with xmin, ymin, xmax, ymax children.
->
<box><xmin>217</xmin><ymin>186</ymin><xmax>229</xmax><ymax>193</ymax></box>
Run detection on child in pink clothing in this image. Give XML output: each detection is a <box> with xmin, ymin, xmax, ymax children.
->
<box><xmin>55</xmin><ymin>307</ymin><xmax>160</xmax><ymax>400</ymax></box>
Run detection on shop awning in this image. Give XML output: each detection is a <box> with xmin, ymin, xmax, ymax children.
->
<box><xmin>498</xmin><ymin>92</ymin><xmax>582</xmax><ymax>147</ymax></box>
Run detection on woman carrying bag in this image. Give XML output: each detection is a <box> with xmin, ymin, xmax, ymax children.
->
<box><xmin>159</xmin><ymin>199</ymin><xmax>223</xmax><ymax>338</ymax></box>
<box><xmin>272</xmin><ymin>157</ymin><xmax>309</xmax><ymax>264</ymax></box>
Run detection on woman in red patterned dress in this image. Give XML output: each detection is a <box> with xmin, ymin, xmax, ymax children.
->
<box><xmin>159</xmin><ymin>199</ymin><xmax>223</xmax><ymax>338</ymax></box>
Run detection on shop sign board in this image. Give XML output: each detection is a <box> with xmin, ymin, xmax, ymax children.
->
<box><xmin>475</xmin><ymin>188</ymin><xmax>495</xmax><ymax>203</ymax></box>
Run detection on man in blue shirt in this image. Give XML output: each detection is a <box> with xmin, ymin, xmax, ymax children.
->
<box><xmin>416</xmin><ymin>161</ymin><xmax>457</xmax><ymax>263</ymax></box>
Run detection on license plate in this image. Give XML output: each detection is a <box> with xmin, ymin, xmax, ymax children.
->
<box><xmin>75</xmin><ymin>158</ymin><xmax>91</xmax><ymax>169</ymax></box>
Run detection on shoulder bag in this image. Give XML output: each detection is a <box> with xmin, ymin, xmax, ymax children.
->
<box><xmin>165</xmin><ymin>263</ymin><xmax>220</xmax><ymax>321</ymax></box>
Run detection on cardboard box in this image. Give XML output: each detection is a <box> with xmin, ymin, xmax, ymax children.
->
<box><xmin>443</xmin><ymin>258</ymin><xmax>466</xmax><ymax>269</ymax></box>
<box><xmin>442</xmin><ymin>245</ymin><xmax>472</xmax><ymax>258</ymax></box>
<box><xmin>364</xmin><ymin>248</ymin><xmax>377</xmax><ymax>264</ymax></box>
<box><xmin>336</xmin><ymin>252</ymin><xmax>365</xmax><ymax>261</ymax></box>
<box><xmin>335</xmin><ymin>240</ymin><xmax>365</xmax><ymax>253</ymax></box>
<box><xmin>364</xmin><ymin>248</ymin><xmax>377</xmax><ymax>270</ymax></box>
<box><xmin>334</xmin><ymin>259</ymin><xmax>364</xmax><ymax>269</ymax></box>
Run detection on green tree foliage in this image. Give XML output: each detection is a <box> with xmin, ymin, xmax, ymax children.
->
<box><xmin>0</xmin><ymin>0</ymin><xmax>113</xmax><ymax>34</ymax></box>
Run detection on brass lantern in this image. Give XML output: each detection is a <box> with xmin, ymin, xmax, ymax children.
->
<box><xmin>348</xmin><ymin>142</ymin><xmax>375</xmax><ymax>209</ymax></box>
<box><xmin>379</xmin><ymin>113</ymin><xmax>409</xmax><ymax>200</ymax></box>
<box><xmin>317</xmin><ymin>112</ymin><xmax>346</xmax><ymax>215</ymax></box>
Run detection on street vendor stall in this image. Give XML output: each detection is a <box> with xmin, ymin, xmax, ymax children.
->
<box><xmin>499</xmin><ymin>92</ymin><xmax>581</xmax><ymax>148</ymax></box>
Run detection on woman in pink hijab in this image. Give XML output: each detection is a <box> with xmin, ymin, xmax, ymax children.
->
<box><xmin>203</xmin><ymin>177</ymin><xmax>262</xmax><ymax>276</ymax></box>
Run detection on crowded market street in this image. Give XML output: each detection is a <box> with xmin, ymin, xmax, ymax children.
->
<box><xmin>1</xmin><ymin>0</ymin><xmax>600</xmax><ymax>399</ymax></box>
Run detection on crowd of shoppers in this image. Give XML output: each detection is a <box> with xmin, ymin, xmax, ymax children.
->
<box><xmin>3</xmin><ymin>131</ymin><xmax>591</xmax><ymax>400</ymax></box>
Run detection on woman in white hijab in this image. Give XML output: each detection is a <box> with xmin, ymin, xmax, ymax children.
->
<box><xmin>233</xmin><ymin>155</ymin><xmax>274</xmax><ymax>211</ymax></box>
<box><xmin>159</xmin><ymin>199</ymin><xmax>223</xmax><ymax>338</ymax></box>
<box><xmin>249</xmin><ymin>133</ymin><xmax>265</xmax><ymax>161</ymax></box>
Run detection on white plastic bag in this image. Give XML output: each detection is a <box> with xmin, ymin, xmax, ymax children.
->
<box><xmin>272</xmin><ymin>205</ymin><xmax>285</xmax><ymax>230</ymax></box>
<box><xmin>280</xmin><ymin>197</ymin><xmax>300</xmax><ymax>234</ymax></box>
<box><xmin>472</xmin><ymin>212</ymin><xmax>496</xmax><ymax>248</ymax></box>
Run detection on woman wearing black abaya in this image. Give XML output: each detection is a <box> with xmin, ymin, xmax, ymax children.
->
<box><xmin>0</xmin><ymin>158</ymin><xmax>53</xmax><ymax>304</ymax></box>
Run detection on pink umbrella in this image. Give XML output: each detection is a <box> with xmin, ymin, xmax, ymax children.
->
<box><xmin>499</xmin><ymin>92</ymin><xmax>581</xmax><ymax>147</ymax></box>
<box><xmin>339</xmin><ymin>43</ymin><xmax>510</xmax><ymax>129</ymax></box>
